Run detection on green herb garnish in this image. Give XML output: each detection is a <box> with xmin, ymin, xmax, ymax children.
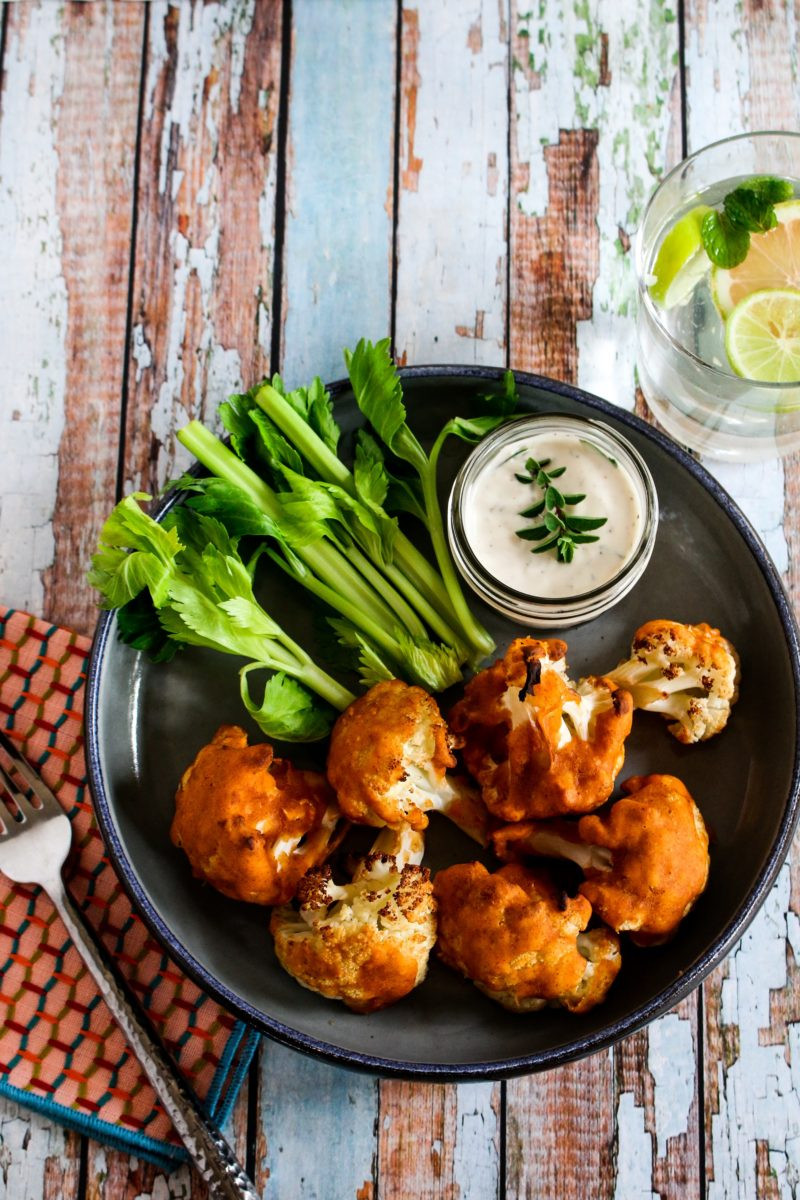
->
<box><xmin>701</xmin><ymin>175</ymin><xmax>794</xmax><ymax>269</ymax></box>
<box><xmin>515</xmin><ymin>455</ymin><xmax>607</xmax><ymax>564</ymax></box>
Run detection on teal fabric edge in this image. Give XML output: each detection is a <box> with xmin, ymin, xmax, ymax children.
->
<box><xmin>206</xmin><ymin>1019</ymin><xmax>246</xmax><ymax>1114</ymax></box>
<box><xmin>0</xmin><ymin>1020</ymin><xmax>260</xmax><ymax>1172</ymax></box>
<box><xmin>212</xmin><ymin>1026</ymin><xmax>262</xmax><ymax>1129</ymax></box>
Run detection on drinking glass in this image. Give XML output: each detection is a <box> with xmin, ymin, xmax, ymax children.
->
<box><xmin>635</xmin><ymin>131</ymin><xmax>800</xmax><ymax>461</ymax></box>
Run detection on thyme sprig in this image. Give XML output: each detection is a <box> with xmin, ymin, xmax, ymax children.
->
<box><xmin>515</xmin><ymin>455</ymin><xmax>607</xmax><ymax>564</ymax></box>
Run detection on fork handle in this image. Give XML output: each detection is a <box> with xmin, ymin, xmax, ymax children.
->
<box><xmin>50</xmin><ymin>878</ymin><xmax>261</xmax><ymax>1200</ymax></box>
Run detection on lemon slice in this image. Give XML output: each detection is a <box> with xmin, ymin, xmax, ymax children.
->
<box><xmin>725</xmin><ymin>287</ymin><xmax>800</xmax><ymax>382</ymax></box>
<box><xmin>648</xmin><ymin>205</ymin><xmax>713</xmax><ymax>308</ymax></box>
<box><xmin>712</xmin><ymin>199</ymin><xmax>800</xmax><ymax>318</ymax></box>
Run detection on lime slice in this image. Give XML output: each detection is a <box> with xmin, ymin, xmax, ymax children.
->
<box><xmin>648</xmin><ymin>205</ymin><xmax>713</xmax><ymax>308</ymax></box>
<box><xmin>725</xmin><ymin>287</ymin><xmax>800</xmax><ymax>382</ymax></box>
<box><xmin>712</xmin><ymin>198</ymin><xmax>800</xmax><ymax>318</ymax></box>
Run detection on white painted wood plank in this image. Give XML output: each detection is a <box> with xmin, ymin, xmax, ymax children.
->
<box><xmin>0</xmin><ymin>1098</ymin><xmax>80</xmax><ymax>1200</ymax></box>
<box><xmin>512</xmin><ymin>0</ymin><xmax>681</xmax><ymax>403</ymax></box>
<box><xmin>647</xmin><ymin>1011</ymin><xmax>697</xmax><ymax>1160</ymax></box>
<box><xmin>605</xmin><ymin>11</ymin><xmax>800</xmax><ymax>1193</ymax></box>
<box><xmin>394</xmin><ymin>0</ymin><xmax>509</xmax><ymax>366</ymax></box>
<box><xmin>451</xmin><ymin>1082</ymin><xmax>501</xmax><ymax>1199</ymax></box>
<box><xmin>0</xmin><ymin>1</ymin><xmax>67</xmax><ymax>617</ymax></box>
<box><xmin>280</xmin><ymin>0</ymin><xmax>397</xmax><ymax>387</ymax></box>
<box><xmin>684</xmin><ymin>7</ymin><xmax>800</xmax><ymax>1195</ymax></box>
<box><xmin>707</xmin><ymin>865</ymin><xmax>800</xmax><ymax>1200</ymax></box>
<box><xmin>683</xmin><ymin>0</ymin><xmax>790</xmax><ymax>576</ymax></box>
<box><xmin>125</xmin><ymin>0</ymin><xmax>280</xmax><ymax>496</ymax></box>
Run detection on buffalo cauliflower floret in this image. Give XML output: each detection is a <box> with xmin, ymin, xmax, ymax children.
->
<box><xmin>270</xmin><ymin>825</ymin><xmax>436</xmax><ymax>1013</ymax></box>
<box><xmin>492</xmin><ymin>773</ymin><xmax>710</xmax><ymax>946</ymax></box>
<box><xmin>433</xmin><ymin>861</ymin><xmax>620</xmax><ymax>1013</ymax></box>
<box><xmin>171</xmin><ymin>725</ymin><xmax>346</xmax><ymax>905</ymax></box>
<box><xmin>326</xmin><ymin>679</ymin><xmax>491</xmax><ymax>843</ymax></box>
<box><xmin>449</xmin><ymin>637</ymin><xmax>633</xmax><ymax>821</ymax></box>
<box><xmin>606</xmin><ymin>619</ymin><xmax>740</xmax><ymax>743</ymax></box>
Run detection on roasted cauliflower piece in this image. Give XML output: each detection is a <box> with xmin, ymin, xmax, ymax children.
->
<box><xmin>606</xmin><ymin>619</ymin><xmax>740</xmax><ymax>743</ymax></box>
<box><xmin>270</xmin><ymin>824</ymin><xmax>436</xmax><ymax>1013</ymax></box>
<box><xmin>326</xmin><ymin>678</ymin><xmax>491</xmax><ymax>843</ymax></box>
<box><xmin>171</xmin><ymin>725</ymin><xmax>346</xmax><ymax>905</ymax></box>
<box><xmin>449</xmin><ymin>637</ymin><xmax>633</xmax><ymax>821</ymax></box>
<box><xmin>492</xmin><ymin>773</ymin><xmax>710</xmax><ymax>946</ymax></box>
<box><xmin>433</xmin><ymin>861</ymin><xmax>620</xmax><ymax>1013</ymax></box>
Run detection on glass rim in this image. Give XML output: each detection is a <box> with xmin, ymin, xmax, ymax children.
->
<box><xmin>636</xmin><ymin>129</ymin><xmax>800</xmax><ymax>392</ymax></box>
<box><xmin>448</xmin><ymin>413</ymin><xmax>658</xmax><ymax>610</ymax></box>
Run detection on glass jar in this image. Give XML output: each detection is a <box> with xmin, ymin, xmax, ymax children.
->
<box><xmin>447</xmin><ymin>414</ymin><xmax>658</xmax><ymax>628</ymax></box>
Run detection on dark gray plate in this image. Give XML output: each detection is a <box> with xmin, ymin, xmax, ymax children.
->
<box><xmin>85</xmin><ymin>368</ymin><xmax>800</xmax><ymax>1080</ymax></box>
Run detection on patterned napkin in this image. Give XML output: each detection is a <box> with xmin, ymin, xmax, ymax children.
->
<box><xmin>0</xmin><ymin>608</ymin><xmax>260</xmax><ymax>1170</ymax></box>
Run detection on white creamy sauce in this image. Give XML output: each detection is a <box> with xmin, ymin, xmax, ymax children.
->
<box><xmin>463</xmin><ymin>433</ymin><xmax>643</xmax><ymax>598</ymax></box>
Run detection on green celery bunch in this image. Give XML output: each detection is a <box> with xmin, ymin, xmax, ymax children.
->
<box><xmin>175</xmin><ymin>414</ymin><xmax>464</xmax><ymax>693</ymax></box>
<box><xmin>88</xmin><ymin>494</ymin><xmax>355</xmax><ymax>741</ymax></box>
<box><xmin>248</xmin><ymin>342</ymin><xmax>517</xmax><ymax>666</ymax></box>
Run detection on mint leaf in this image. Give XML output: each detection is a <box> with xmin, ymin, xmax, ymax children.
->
<box><xmin>750</xmin><ymin>176</ymin><xmax>794</xmax><ymax>205</ymax></box>
<box><xmin>701</xmin><ymin>210</ymin><xmax>751</xmax><ymax>268</ymax></box>
<box><xmin>723</xmin><ymin>187</ymin><xmax>776</xmax><ymax>234</ymax></box>
<box><xmin>702</xmin><ymin>176</ymin><xmax>793</xmax><ymax>268</ymax></box>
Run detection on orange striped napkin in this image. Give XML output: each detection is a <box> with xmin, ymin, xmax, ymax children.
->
<box><xmin>0</xmin><ymin>608</ymin><xmax>259</xmax><ymax>1169</ymax></box>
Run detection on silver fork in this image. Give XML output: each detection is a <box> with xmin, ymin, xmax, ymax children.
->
<box><xmin>0</xmin><ymin>728</ymin><xmax>261</xmax><ymax>1200</ymax></box>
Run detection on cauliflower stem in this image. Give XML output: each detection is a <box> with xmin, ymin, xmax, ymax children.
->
<box><xmin>270</xmin><ymin>824</ymin><xmax>436</xmax><ymax>1013</ymax></box>
<box><xmin>606</xmin><ymin>619</ymin><xmax>740</xmax><ymax>743</ymax></box>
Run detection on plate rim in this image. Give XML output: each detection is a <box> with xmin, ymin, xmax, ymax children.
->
<box><xmin>85</xmin><ymin>364</ymin><xmax>800</xmax><ymax>1081</ymax></box>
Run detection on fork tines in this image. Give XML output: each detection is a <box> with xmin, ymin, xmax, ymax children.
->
<box><xmin>0</xmin><ymin>758</ymin><xmax>27</xmax><ymax>822</ymax></box>
<box><xmin>0</xmin><ymin>728</ymin><xmax>59</xmax><ymax>816</ymax></box>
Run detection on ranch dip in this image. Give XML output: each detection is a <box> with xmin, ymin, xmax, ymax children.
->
<box><xmin>462</xmin><ymin>431</ymin><xmax>644</xmax><ymax>598</ymax></box>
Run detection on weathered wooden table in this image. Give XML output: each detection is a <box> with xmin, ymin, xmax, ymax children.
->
<box><xmin>1</xmin><ymin>1</ymin><xmax>798</xmax><ymax>1196</ymax></box>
